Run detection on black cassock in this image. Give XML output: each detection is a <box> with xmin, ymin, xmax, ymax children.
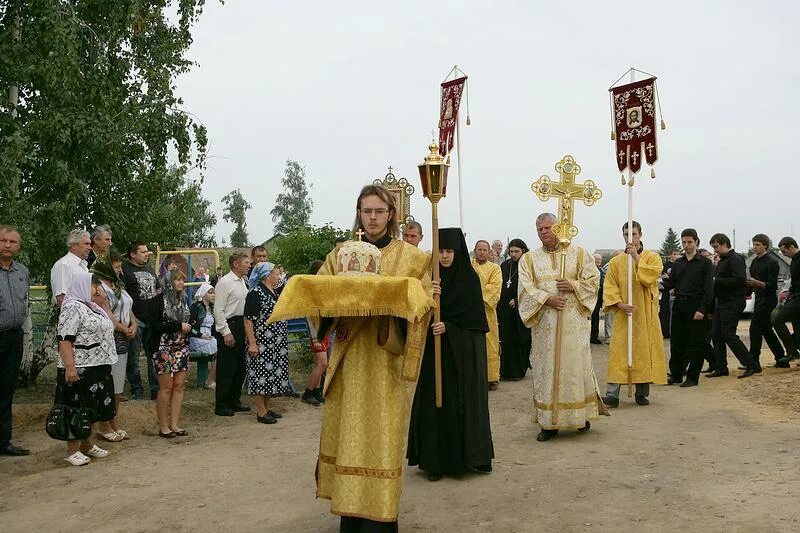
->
<box><xmin>498</xmin><ymin>258</ymin><xmax>532</xmax><ymax>379</ymax></box>
<box><xmin>407</xmin><ymin>228</ymin><xmax>494</xmax><ymax>476</ymax></box>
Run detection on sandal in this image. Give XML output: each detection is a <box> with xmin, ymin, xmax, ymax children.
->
<box><xmin>159</xmin><ymin>431</ymin><xmax>176</xmax><ymax>438</ymax></box>
<box><xmin>65</xmin><ymin>451</ymin><xmax>91</xmax><ymax>466</ymax></box>
<box><xmin>100</xmin><ymin>431</ymin><xmax>124</xmax><ymax>442</ymax></box>
<box><xmin>115</xmin><ymin>429</ymin><xmax>130</xmax><ymax>440</ymax></box>
<box><xmin>171</xmin><ymin>429</ymin><xmax>188</xmax><ymax>437</ymax></box>
<box><xmin>83</xmin><ymin>445</ymin><xmax>109</xmax><ymax>458</ymax></box>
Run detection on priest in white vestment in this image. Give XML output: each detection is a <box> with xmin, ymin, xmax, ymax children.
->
<box><xmin>517</xmin><ymin>213</ymin><xmax>607</xmax><ymax>441</ymax></box>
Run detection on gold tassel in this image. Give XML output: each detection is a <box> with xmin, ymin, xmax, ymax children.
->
<box><xmin>629</xmin><ymin>176</ymin><xmax>635</xmax><ymax>186</ymax></box>
<box><xmin>611</xmin><ymin>131</ymin><xmax>616</xmax><ymax>140</ymax></box>
<box><xmin>466</xmin><ymin>114</ymin><xmax>471</xmax><ymax>126</ymax></box>
<box><xmin>620</xmin><ymin>174</ymin><xmax>626</xmax><ymax>185</ymax></box>
<box><xmin>651</xmin><ymin>168</ymin><xmax>656</xmax><ymax>179</ymax></box>
<box><xmin>661</xmin><ymin>119</ymin><xmax>666</xmax><ymax>130</ymax></box>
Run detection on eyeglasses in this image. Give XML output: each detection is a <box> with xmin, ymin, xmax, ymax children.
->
<box><xmin>359</xmin><ymin>208</ymin><xmax>390</xmax><ymax>216</ymax></box>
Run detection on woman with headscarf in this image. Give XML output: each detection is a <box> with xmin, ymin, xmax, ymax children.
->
<box><xmin>54</xmin><ymin>272</ymin><xmax>118</xmax><ymax>466</ymax></box>
<box><xmin>90</xmin><ymin>250</ymin><xmax>136</xmax><ymax>442</ymax></box>
<box><xmin>408</xmin><ymin>228</ymin><xmax>494</xmax><ymax>481</ymax></box>
<box><xmin>189</xmin><ymin>282</ymin><xmax>218</xmax><ymax>389</ymax></box>
<box><xmin>498</xmin><ymin>238</ymin><xmax>533</xmax><ymax>381</ymax></box>
<box><xmin>244</xmin><ymin>262</ymin><xmax>290</xmax><ymax>425</ymax></box>
<box><xmin>148</xmin><ymin>269</ymin><xmax>192</xmax><ymax>438</ymax></box>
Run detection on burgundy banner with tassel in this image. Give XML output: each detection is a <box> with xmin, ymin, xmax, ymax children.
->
<box><xmin>438</xmin><ymin>76</ymin><xmax>467</xmax><ymax>157</ymax></box>
<box><xmin>611</xmin><ymin>77</ymin><xmax>658</xmax><ymax>174</ymax></box>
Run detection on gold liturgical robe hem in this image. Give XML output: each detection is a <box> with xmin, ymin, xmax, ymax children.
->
<box><xmin>472</xmin><ymin>259</ymin><xmax>502</xmax><ymax>382</ymax></box>
<box><xmin>316</xmin><ymin>239</ymin><xmax>432</xmax><ymax>522</ymax></box>
<box><xmin>517</xmin><ymin>245</ymin><xmax>606</xmax><ymax>430</ymax></box>
<box><xmin>602</xmin><ymin>249</ymin><xmax>667</xmax><ymax>385</ymax></box>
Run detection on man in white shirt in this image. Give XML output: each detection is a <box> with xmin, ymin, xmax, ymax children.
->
<box><xmin>213</xmin><ymin>252</ymin><xmax>252</xmax><ymax>416</ymax></box>
<box><xmin>51</xmin><ymin>229</ymin><xmax>91</xmax><ymax>306</ymax></box>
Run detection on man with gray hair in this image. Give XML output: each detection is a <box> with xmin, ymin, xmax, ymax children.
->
<box><xmin>517</xmin><ymin>213</ymin><xmax>605</xmax><ymax>442</ymax></box>
<box><xmin>491</xmin><ymin>240</ymin><xmax>504</xmax><ymax>264</ymax></box>
<box><xmin>86</xmin><ymin>224</ymin><xmax>112</xmax><ymax>269</ymax></box>
<box><xmin>402</xmin><ymin>221</ymin><xmax>424</xmax><ymax>248</ymax></box>
<box><xmin>50</xmin><ymin>229</ymin><xmax>91</xmax><ymax>306</ymax></box>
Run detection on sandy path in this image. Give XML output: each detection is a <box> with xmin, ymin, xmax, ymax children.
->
<box><xmin>2</xmin><ymin>338</ymin><xmax>800</xmax><ymax>532</ymax></box>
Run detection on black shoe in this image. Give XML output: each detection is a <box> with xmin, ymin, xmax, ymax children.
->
<box><xmin>707</xmin><ymin>370</ymin><xmax>728</xmax><ymax>378</ymax></box>
<box><xmin>427</xmin><ymin>473</ymin><xmax>442</xmax><ymax>481</ymax></box>
<box><xmin>788</xmin><ymin>352</ymin><xmax>800</xmax><ymax>361</ymax></box>
<box><xmin>215</xmin><ymin>408</ymin><xmax>235</xmax><ymax>417</ymax></box>
<box><xmin>537</xmin><ymin>429</ymin><xmax>558</xmax><ymax>442</ymax></box>
<box><xmin>737</xmin><ymin>366</ymin><xmax>746</xmax><ymax>371</ymax></box>
<box><xmin>488</xmin><ymin>382</ymin><xmax>499</xmax><ymax>391</ymax></box>
<box><xmin>159</xmin><ymin>431</ymin><xmax>176</xmax><ymax>438</ymax></box>
<box><xmin>0</xmin><ymin>443</ymin><xmax>30</xmax><ymax>456</ymax></box>
<box><xmin>313</xmin><ymin>387</ymin><xmax>326</xmax><ymax>404</ymax></box>
<box><xmin>257</xmin><ymin>414</ymin><xmax>277</xmax><ymax>424</ymax></box>
<box><xmin>232</xmin><ymin>405</ymin><xmax>251</xmax><ymax>412</ymax></box>
<box><xmin>267</xmin><ymin>410</ymin><xmax>282</xmax><ymax>419</ymax></box>
<box><xmin>680</xmin><ymin>379</ymin><xmax>698</xmax><ymax>387</ymax></box>
<box><xmin>577</xmin><ymin>421</ymin><xmax>591</xmax><ymax>433</ymax></box>
<box><xmin>590</xmin><ymin>338</ymin><xmax>602</xmax><ymax>345</ymax></box>
<box><xmin>700</xmin><ymin>368</ymin><xmax>714</xmax><ymax>374</ymax></box>
<box><xmin>302</xmin><ymin>389</ymin><xmax>321</xmax><ymax>407</ymax></box>
<box><xmin>667</xmin><ymin>377</ymin><xmax>683</xmax><ymax>385</ymax></box>
<box><xmin>773</xmin><ymin>361</ymin><xmax>791</xmax><ymax>368</ymax></box>
<box><xmin>737</xmin><ymin>369</ymin><xmax>757</xmax><ymax>379</ymax></box>
<box><xmin>471</xmin><ymin>464</ymin><xmax>492</xmax><ymax>473</ymax></box>
<box><xmin>753</xmin><ymin>366</ymin><xmax>763</xmax><ymax>374</ymax></box>
<box><xmin>602</xmin><ymin>395</ymin><xmax>619</xmax><ymax>408</ymax></box>
<box><xmin>635</xmin><ymin>395</ymin><xmax>650</xmax><ymax>406</ymax></box>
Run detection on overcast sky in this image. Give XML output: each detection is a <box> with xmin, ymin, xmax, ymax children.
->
<box><xmin>177</xmin><ymin>0</ymin><xmax>798</xmax><ymax>255</ymax></box>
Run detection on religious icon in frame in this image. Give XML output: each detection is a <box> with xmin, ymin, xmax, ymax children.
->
<box><xmin>373</xmin><ymin>167</ymin><xmax>415</xmax><ymax>228</ymax></box>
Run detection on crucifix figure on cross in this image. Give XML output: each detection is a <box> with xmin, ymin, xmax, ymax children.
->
<box><xmin>530</xmin><ymin>155</ymin><xmax>603</xmax><ymax>245</ymax></box>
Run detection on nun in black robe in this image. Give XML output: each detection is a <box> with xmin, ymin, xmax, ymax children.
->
<box><xmin>498</xmin><ymin>238</ymin><xmax>532</xmax><ymax>380</ymax></box>
<box><xmin>407</xmin><ymin>228</ymin><xmax>494</xmax><ymax>481</ymax></box>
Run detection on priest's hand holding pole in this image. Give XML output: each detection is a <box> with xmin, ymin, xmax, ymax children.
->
<box><xmin>546</xmin><ymin>295</ymin><xmax>567</xmax><ymax>310</ymax></box>
<box><xmin>624</xmin><ymin>242</ymin><xmax>640</xmax><ymax>264</ymax></box>
<box><xmin>432</xmin><ymin>280</ymin><xmax>441</xmax><ymax>295</ymax></box>
<box><xmin>431</xmin><ymin>322</ymin><xmax>446</xmax><ymax>335</ymax></box>
<box><xmin>617</xmin><ymin>302</ymin><xmax>635</xmax><ymax>316</ymax></box>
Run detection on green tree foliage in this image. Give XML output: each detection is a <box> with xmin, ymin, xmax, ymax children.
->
<box><xmin>270</xmin><ymin>160</ymin><xmax>313</xmax><ymax>234</ymax></box>
<box><xmin>270</xmin><ymin>224</ymin><xmax>349</xmax><ymax>276</ymax></box>
<box><xmin>221</xmin><ymin>188</ymin><xmax>252</xmax><ymax>247</ymax></box>
<box><xmin>659</xmin><ymin>227</ymin><xmax>682</xmax><ymax>259</ymax></box>
<box><xmin>0</xmin><ymin>1</ymin><xmax>217</xmax><ymax>278</ymax></box>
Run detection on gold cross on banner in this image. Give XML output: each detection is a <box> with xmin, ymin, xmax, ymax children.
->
<box><xmin>530</xmin><ymin>155</ymin><xmax>603</xmax><ymax>244</ymax></box>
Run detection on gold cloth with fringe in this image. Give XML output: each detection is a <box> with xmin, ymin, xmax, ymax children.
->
<box><xmin>306</xmin><ymin>239</ymin><xmax>432</xmax><ymax>522</ymax></box>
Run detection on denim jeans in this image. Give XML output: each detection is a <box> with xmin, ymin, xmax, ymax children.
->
<box><xmin>125</xmin><ymin>319</ymin><xmax>158</xmax><ymax>398</ymax></box>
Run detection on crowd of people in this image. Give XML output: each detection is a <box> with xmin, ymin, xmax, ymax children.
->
<box><xmin>1</xmin><ymin>188</ymin><xmax>799</xmax><ymax>530</ymax></box>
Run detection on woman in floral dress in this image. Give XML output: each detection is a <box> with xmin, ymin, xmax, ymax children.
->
<box><xmin>149</xmin><ymin>270</ymin><xmax>192</xmax><ymax>438</ymax></box>
<box><xmin>244</xmin><ymin>262</ymin><xmax>290</xmax><ymax>425</ymax></box>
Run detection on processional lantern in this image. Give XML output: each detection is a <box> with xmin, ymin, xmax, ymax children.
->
<box><xmin>417</xmin><ymin>140</ymin><xmax>450</xmax><ymax>408</ymax></box>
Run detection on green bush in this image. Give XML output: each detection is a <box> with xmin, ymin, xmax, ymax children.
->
<box><xmin>270</xmin><ymin>224</ymin><xmax>350</xmax><ymax>276</ymax></box>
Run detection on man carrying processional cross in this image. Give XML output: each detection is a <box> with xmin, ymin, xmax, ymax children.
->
<box><xmin>518</xmin><ymin>156</ymin><xmax>608</xmax><ymax>442</ymax></box>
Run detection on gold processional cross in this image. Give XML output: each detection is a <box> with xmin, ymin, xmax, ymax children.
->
<box><xmin>529</xmin><ymin>155</ymin><xmax>602</xmax><ymax>425</ymax></box>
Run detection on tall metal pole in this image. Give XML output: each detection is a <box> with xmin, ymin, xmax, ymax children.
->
<box><xmin>456</xmin><ymin>115</ymin><xmax>465</xmax><ymax>230</ymax></box>
<box><xmin>431</xmin><ymin>201</ymin><xmax>442</xmax><ymax>407</ymax></box>
<box><xmin>626</xmin><ymin>69</ymin><xmax>635</xmax><ymax>398</ymax></box>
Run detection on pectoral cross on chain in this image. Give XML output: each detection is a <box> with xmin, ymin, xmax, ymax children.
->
<box><xmin>530</xmin><ymin>155</ymin><xmax>603</xmax><ymax>243</ymax></box>
<box><xmin>355</xmin><ymin>228</ymin><xmax>365</xmax><ymax>241</ymax></box>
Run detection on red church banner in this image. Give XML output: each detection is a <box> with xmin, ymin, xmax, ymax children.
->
<box><xmin>438</xmin><ymin>76</ymin><xmax>467</xmax><ymax>157</ymax></box>
<box><xmin>611</xmin><ymin>77</ymin><xmax>658</xmax><ymax>174</ymax></box>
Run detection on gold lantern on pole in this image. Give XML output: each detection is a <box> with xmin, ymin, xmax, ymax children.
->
<box><xmin>417</xmin><ymin>140</ymin><xmax>450</xmax><ymax>408</ymax></box>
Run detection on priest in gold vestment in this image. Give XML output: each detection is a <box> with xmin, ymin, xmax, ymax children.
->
<box><xmin>316</xmin><ymin>185</ymin><xmax>431</xmax><ymax>532</ymax></box>
<box><xmin>601</xmin><ymin>221</ymin><xmax>667</xmax><ymax>407</ymax></box>
<box><xmin>471</xmin><ymin>240</ymin><xmax>502</xmax><ymax>388</ymax></box>
<box><xmin>517</xmin><ymin>213</ymin><xmax>606</xmax><ymax>442</ymax></box>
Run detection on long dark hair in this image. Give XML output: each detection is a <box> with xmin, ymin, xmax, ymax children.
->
<box><xmin>351</xmin><ymin>184</ymin><xmax>400</xmax><ymax>239</ymax></box>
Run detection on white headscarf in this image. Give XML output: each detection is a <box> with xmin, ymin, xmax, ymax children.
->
<box><xmin>194</xmin><ymin>282</ymin><xmax>213</xmax><ymax>302</ymax></box>
<box><xmin>63</xmin><ymin>272</ymin><xmax>110</xmax><ymax>319</ymax></box>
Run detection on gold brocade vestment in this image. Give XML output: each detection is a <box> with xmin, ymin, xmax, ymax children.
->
<box><xmin>603</xmin><ymin>249</ymin><xmax>667</xmax><ymax>385</ymax></box>
<box><xmin>471</xmin><ymin>260</ymin><xmax>502</xmax><ymax>382</ymax></box>
<box><xmin>316</xmin><ymin>239</ymin><xmax>432</xmax><ymax>522</ymax></box>
<box><xmin>517</xmin><ymin>245</ymin><xmax>606</xmax><ymax>429</ymax></box>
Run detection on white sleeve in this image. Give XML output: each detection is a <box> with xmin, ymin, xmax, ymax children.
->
<box><xmin>213</xmin><ymin>278</ymin><xmax>231</xmax><ymax>337</ymax></box>
<box><xmin>51</xmin><ymin>260</ymin><xmax>69</xmax><ymax>303</ymax></box>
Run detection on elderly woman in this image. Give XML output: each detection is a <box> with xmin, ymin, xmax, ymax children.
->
<box><xmin>148</xmin><ymin>270</ymin><xmax>191</xmax><ymax>438</ymax></box>
<box><xmin>90</xmin><ymin>250</ymin><xmax>136</xmax><ymax>442</ymax></box>
<box><xmin>55</xmin><ymin>273</ymin><xmax>118</xmax><ymax>466</ymax></box>
<box><xmin>244</xmin><ymin>262</ymin><xmax>290</xmax><ymax>425</ymax></box>
<box><xmin>189</xmin><ymin>282</ymin><xmax>218</xmax><ymax>389</ymax></box>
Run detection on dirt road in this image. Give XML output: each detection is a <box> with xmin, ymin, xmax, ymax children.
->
<box><xmin>2</xmin><ymin>339</ymin><xmax>799</xmax><ymax>532</ymax></box>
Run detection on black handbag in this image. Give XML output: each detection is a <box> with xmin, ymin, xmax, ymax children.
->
<box><xmin>46</xmin><ymin>382</ymin><xmax>92</xmax><ymax>441</ymax></box>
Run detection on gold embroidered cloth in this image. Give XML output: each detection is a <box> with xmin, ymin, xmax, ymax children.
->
<box><xmin>517</xmin><ymin>245</ymin><xmax>607</xmax><ymax>430</ymax></box>
<box><xmin>603</xmin><ymin>249</ymin><xmax>667</xmax><ymax>385</ymax></box>
<box><xmin>314</xmin><ymin>239</ymin><xmax>432</xmax><ymax>522</ymax></box>
<box><xmin>268</xmin><ymin>275</ymin><xmax>434</xmax><ymax>324</ymax></box>
<box><xmin>472</xmin><ymin>260</ymin><xmax>502</xmax><ymax>382</ymax></box>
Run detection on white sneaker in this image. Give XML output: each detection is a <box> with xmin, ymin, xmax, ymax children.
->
<box><xmin>84</xmin><ymin>445</ymin><xmax>109</xmax><ymax>458</ymax></box>
<box><xmin>65</xmin><ymin>451</ymin><xmax>91</xmax><ymax>466</ymax></box>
